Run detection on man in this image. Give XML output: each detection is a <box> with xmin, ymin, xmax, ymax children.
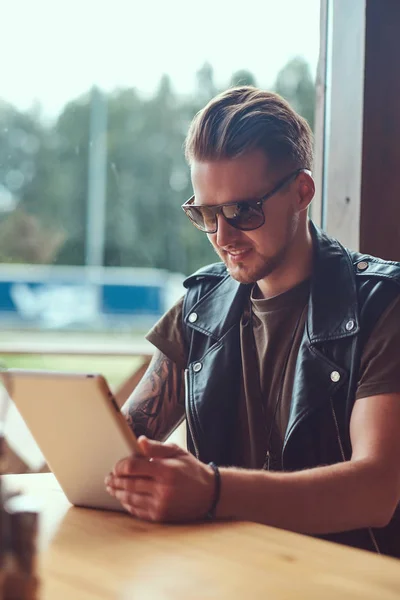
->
<box><xmin>105</xmin><ymin>86</ymin><xmax>400</xmax><ymax>557</ymax></box>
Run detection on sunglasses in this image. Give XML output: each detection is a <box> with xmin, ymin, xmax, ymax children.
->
<box><xmin>181</xmin><ymin>168</ymin><xmax>308</xmax><ymax>234</ymax></box>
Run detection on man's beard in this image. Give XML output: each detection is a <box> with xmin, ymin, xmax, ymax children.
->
<box><xmin>212</xmin><ymin>210</ymin><xmax>298</xmax><ymax>285</ymax></box>
<box><xmin>219</xmin><ymin>245</ymin><xmax>289</xmax><ymax>284</ymax></box>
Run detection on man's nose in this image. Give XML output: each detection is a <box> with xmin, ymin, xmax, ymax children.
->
<box><xmin>215</xmin><ymin>213</ymin><xmax>239</xmax><ymax>247</ymax></box>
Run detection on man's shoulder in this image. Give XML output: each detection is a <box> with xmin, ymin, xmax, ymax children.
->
<box><xmin>183</xmin><ymin>262</ymin><xmax>229</xmax><ymax>289</ymax></box>
<box><xmin>349</xmin><ymin>251</ymin><xmax>400</xmax><ymax>285</ymax></box>
<box><xmin>346</xmin><ymin>252</ymin><xmax>400</xmax><ymax>337</ymax></box>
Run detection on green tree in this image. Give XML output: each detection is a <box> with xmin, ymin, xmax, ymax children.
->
<box><xmin>0</xmin><ymin>100</ymin><xmax>66</xmax><ymax>264</ymax></box>
<box><xmin>195</xmin><ymin>62</ymin><xmax>217</xmax><ymax>105</ymax></box>
<box><xmin>230</xmin><ymin>69</ymin><xmax>257</xmax><ymax>87</ymax></box>
<box><xmin>274</xmin><ymin>56</ymin><xmax>315</xmax><ymax>129</ymax></box>
<box><xmin>0</xmin><ymin>208</ymin><xmax>64</xmax><ymax>263</ymax></box>
<box><xmin>0</xmin><ymin>63</ymin><xmax>253</xmax><ymax>274</ymax></box>
<box><xmin>51</xmin><ymin>94</ymin><xmax>91</xmax><ymax>265</ymax></box>
<box><xmin>104</xmin><ymin>75</ymin><xmax>215</xmax><ymax>274</ymax></box>
<box><xmin>104</xmin><ymin>77</ymin><xmax>186</xmax><ymax>271</ymax></box>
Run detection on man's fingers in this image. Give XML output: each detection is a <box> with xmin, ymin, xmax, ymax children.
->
<box><xmin>110</xmin><ymin>489</ymin><xmax>150</xmax><ymax>507</ymax></box>
<box><xmin>121</xmin><ymin>502</ymin><xmax>136</xmax><ymax>516</ymax></box>
<box><xmin>124</xmin><ymin>505</ymin><xmax>152</xmax><ymax>521</ymax></box>
<box><xmin>138</xmin><ymin>436</ymin><xmax>185</xmax><ymax>459</ymax></box>
<box><xmin>106</xmin><ymin>476</ymin><xmax>154</xmax><ymax>495</ymax></box>
<box><xmin>112</xmin><ymin>455</ymin><xmax>158</xmax><ymax>478</ymax></box>
<box><xmin>112</xmin><ymin>439</ymin><xmax>186</xmax><ymax>478</ymax></box>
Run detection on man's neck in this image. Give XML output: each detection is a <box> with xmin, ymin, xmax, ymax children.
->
<box><xmin>256</xmin><ymin>221</ymin><xmax>313</xmax><ymax>299</ymax></box>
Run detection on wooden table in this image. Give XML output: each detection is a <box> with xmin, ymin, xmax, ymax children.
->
<box><xmin>3</xmin><ymin>474</ymin><xmax>400</xmax><ymax>600</ymax></box>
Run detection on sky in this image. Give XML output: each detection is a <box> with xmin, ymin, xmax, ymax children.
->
<box><xmin>2</xmin><ymin>0</ymin><xmax>321</xmax><ymax>118</ymax></box>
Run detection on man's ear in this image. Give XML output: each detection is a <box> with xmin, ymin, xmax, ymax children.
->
<box><xmin>298</xmin><ymin>174</ymin><xmax>315</xmax><ymax>210</ymax></box>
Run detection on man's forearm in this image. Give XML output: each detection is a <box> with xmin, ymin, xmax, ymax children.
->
<box><xmin>217</xmin><ymin>460</ymin><xmax>398</xmax><ymax>534</ymax></box>
<box><xmin>121</xmin><ymin>351</ymin><xmax>185</xmax><ymax>441</ymax></box>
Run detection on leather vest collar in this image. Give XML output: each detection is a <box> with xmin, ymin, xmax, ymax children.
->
<box><xmin>185</xmin><ymin>221</ymin><xmax>359</xmax><ymax>345</ymax></box>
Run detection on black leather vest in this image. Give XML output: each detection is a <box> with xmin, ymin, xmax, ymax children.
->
<box><xmin>182</xmin><ymin>223</ymin><xmax>400</xmax><ymax>557</ymax></box>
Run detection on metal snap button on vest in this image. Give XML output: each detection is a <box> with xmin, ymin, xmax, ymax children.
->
<box><xmin>188</xmin><ymin>312</ymin><xmax>198</xmax><ymax>323</ymax></box>
<box><xmin>193</xmin><ymin>362</ymin><xmax>202</xmax><ymax>373</ymax></box>
<box><xmin>330</xmin><ymin>371</ymin><xmax>341</xmax><ymax>383</ymax></box>
<box><xmin>345</xmin><ymin>319</ymin><xmax>355</xmax><ymax>331</ymax></box>
<box><xmin>357</xmin><ymin>261</ymin><xmax>368</xmax><ymax>271</ymax></box>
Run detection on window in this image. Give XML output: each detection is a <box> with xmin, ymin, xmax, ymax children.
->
<box><xmin>0</xmin><ymin>0</ymin><xmax>320</xmax><ymax>466</ymax></box>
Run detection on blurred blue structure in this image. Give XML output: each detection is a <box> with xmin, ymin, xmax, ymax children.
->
<box><xmin>0</xmin><ymin>264</ymin><xmax>184</xmax><ymax>330</ymax></box>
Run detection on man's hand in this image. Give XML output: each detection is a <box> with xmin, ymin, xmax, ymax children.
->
<box><xmin>105</xmin><ymin>437</ymin><xmax>215</xmax><ymax>522</ymax></box>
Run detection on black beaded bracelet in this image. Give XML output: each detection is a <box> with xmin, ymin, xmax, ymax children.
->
<box><xmin>205</xmin><ymin>461</ymin><xmax>221</xmax><ymax>520</ymax></box>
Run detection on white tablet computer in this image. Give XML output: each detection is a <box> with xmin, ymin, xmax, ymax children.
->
<box><xmin>7</xmin><ymin>369</ymin><xmax>141</xmax><ymax>512</ymax></box>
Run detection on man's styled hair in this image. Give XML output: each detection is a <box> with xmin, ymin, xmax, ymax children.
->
<box><xmin>184</xmin><ymin>86</ymin><xmax>313</xmax><ymax>173</ymax></box>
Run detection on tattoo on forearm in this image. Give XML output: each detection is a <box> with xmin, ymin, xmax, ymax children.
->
<box><xmin>122</xmin><ymin>352</ymin><xmax>184</xmax><ymax>441</ymax></box>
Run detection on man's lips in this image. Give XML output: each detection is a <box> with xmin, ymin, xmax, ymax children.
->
<box><xmin>224</xmin><ymin>248</ymin><xmax>252</xmax><ymax>262</ymax></box>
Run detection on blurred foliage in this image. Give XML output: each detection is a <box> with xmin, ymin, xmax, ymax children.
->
<box><xmin>0</xmin><ymin>57</ymin><xmax>315</xmax><ymax>274</ymax></box>
<box><xmin>275</xmin><ymin>56</ymin><xmax>315</xmax><ymax>130</ymax></box>
<box><xmin>230</xmin><ymin>69</ymin><xmax>258</xmax><ymax>87</ymax></box>
<box><xmin>0</xmin><ymin>208</ymin><xmax>65</xmax><ymax>263</ymax></box>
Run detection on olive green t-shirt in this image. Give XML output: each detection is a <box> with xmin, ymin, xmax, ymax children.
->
<box><xmin>146</xmin><ymin>283</ymin><xmax>400</xmax><ymax>469</ymax></box>
<box><xmin>234</xmin><ymin>279</ymin><xmax>309</xmax><ymax>470</ymax></box>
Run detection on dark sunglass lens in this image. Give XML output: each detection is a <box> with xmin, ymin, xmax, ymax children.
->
<box><xmin>222</xmin><ymin>202</ymin><xmax>264</xmax><ymax>230</ymax></box>
<box><xmin>187</xmin><ymin>206</ymin><xmax>216</xmax><ymax>232</ymax></box>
